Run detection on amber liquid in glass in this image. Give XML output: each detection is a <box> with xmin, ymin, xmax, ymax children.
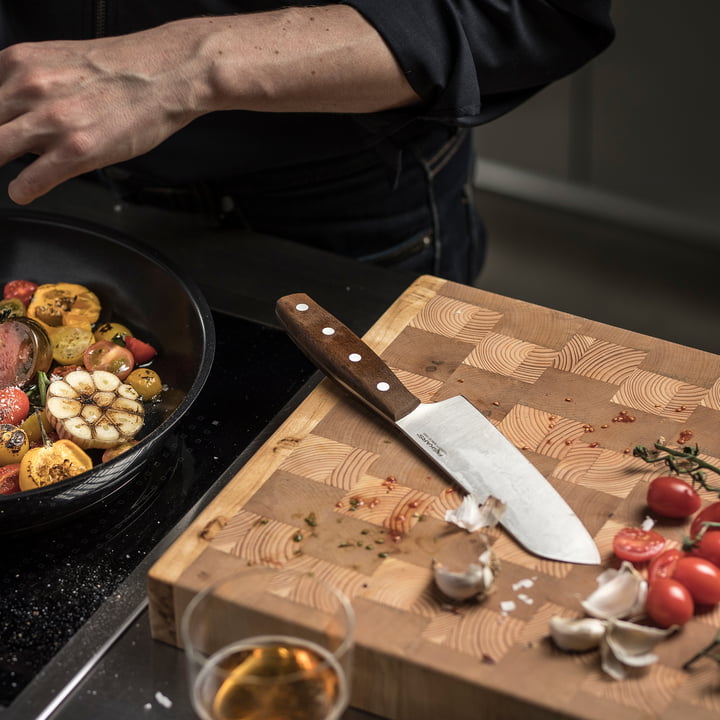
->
<box><xmin>195</xmin><ymin>639</ymin><xmax>345</xmax><ymax>720</ymax></box>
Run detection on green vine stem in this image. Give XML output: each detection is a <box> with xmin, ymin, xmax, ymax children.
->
<box><xmin>683</xmin><ymin>629</ymin><xmax>720</xmax><ymax>670</ymax></box>
<box><xmin>633</xmin><ymin>442</ymin><xmax>720</xmax><ymax>493</ymax></box>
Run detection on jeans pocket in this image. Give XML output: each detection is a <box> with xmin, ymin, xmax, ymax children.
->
<box><xmin>358</xmin><ymin>228</ymin><xmax>434</xmax><ymax>272</ymax></box>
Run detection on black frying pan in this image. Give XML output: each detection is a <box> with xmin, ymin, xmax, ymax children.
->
<box><xmin>0</xmin><ymin>209</ymin><xmax>215</xmax><ymax>533</ymax></box>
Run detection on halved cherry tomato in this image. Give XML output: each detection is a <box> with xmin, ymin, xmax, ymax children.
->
<box><xmin>646</xmin><ymin>475</ymin><xmax>701</xmax><ymax>518</ymax></box>
<box><xmin>612</xmin><ymin>527</ymin><xmax>666</xmax><ymax>562</ymax></box>
<box><xmin>645</xmin><ymin>578</ymin><xmax>694</xmax><ymax>628</ymax></box>
<box><xmin>94</xmin><ymin>322</ymin><xmax>133</xmax><ymax>345</ymax></box>
<box><xmin>689</xmin><ymin>530</ymin><xmax>720</xmax><ymax>569</ymax></box>
<box><xmin>19</xmin><ymin>438</ymin><xmax>93</xmax><ymax>490</ymax></box>
<box><xmin>672</xmin><ymin>556</ymin><xmax>720</xmax><ymax>605</ymax></box>
<box><xmin>124</xmin><ymin>336</ymin><xmax>157</xmax><ymax>365</ymax></box>
<box><xmin>83</xmin><ymin>341</ymin><xmax>134</xmax><ymax>380</ymax></box>
<box><xmin>648</xmin><ymin>548</ymin><xmax>684</xmax><ymax>583</ymax></box>
<box><xmin>691</xmin><ymin>502</ymin><xmax>720</xmax><ymax>538</ymax></box>
<box><xmin>52</xmin><ymin>325</ymin><xmax>95</xmax><ymax>365</ymax></box>
<box><xmin>0</xmin><ymin>386</ymin><xmax>30</xmax><ymax>425</ymax></box>
<box><xmin>4</xmin><ymin>280</ymin><xmax>38</xmax><ymax>308</ymax></box>
<box><xmin>0</xmin><ymin>463</ymin><xmax>20</xmax><ymax>494</ymax></box>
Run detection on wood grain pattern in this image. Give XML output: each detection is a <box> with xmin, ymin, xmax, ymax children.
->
<box><xmin>148</xmin><ymin>275</ymin><xmax>720</xmax><ymax>719</ymax></box>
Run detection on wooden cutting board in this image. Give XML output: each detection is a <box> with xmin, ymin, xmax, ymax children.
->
<box><xmin>148</xmin><ymin>275</ymin><xmax>720</xmax><ymax>720</ymax></box>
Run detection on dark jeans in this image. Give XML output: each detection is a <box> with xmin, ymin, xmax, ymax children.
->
<box><xmin>106</xmin><ymin>126</ymin><xmax>486</xmax><ymax>284</ymax></box>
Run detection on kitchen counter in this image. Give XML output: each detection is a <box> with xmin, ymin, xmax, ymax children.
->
<box><xmin>0</xmin><ymin>166</ymin><xmax>414</xmax><ymax>720</ymax></box>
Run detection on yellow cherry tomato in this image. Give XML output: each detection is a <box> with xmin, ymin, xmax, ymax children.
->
<box><xmin>126</xmin><ymin>368</ymin><xmax>163</xmax><ymax>401</ymax></box>
<box><xmin>51</xmin><ymin>325</ymin><xmax>96</xmax><ymax>365</ymax></box>
<box><xmin>19</xmin><ymin>438</ymin><xmax>93</xmax><ymax>491</ymax></box>
<box><xmin>19</xmin><ymin>412</ymin><xmax>53</xmax><ymax>447</ymax></box>
<box><xmin>0</xmin><ymin>423</ymin><xmax>30</xmax><ymax>465</ymax></box>
<box><xmin>94</xmin><ymin>322</ymin><xmax>133</xmax><ymax>344</ymax></box>
<box><xmin>27</xmin><ymin>283</ymin><xmax>101</xmax><ymax>330</ymax></box>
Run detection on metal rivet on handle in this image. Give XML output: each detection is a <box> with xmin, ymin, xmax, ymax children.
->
<box><xmin>349</xmin><ymin>353</ymin><xmax>362</xmax><ymax>362</ymax></box>
<box><xmin>322</xmin><ymin>327</ymin><xmax>335</xmax><ymax>336</ymax></box>
<box><xmin>377</xmin><ymin>382</ymin><xmax>390</xmax><ymax>392</ymax></box>
<box><xmin>296</xmin><ymin>303</ymin><xmax>309</xmax><ymax>312</ymax></box>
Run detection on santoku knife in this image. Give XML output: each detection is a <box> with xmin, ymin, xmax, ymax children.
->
<box><xmin>276</xmin><ymin>293</ymin><xmax>600</xmax><ymax>565</ymax></box>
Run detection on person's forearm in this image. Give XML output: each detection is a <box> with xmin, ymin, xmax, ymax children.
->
<box><xmin>165</xmin><ymin>6</ymin><xmax>422</xmax><ymax>114</ymax></box>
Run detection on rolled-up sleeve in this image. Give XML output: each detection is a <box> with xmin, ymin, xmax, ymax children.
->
<box><xmin>341</xmin><ymin>0</ymin><xmax>614</xmax><ymax>126</ymax></box>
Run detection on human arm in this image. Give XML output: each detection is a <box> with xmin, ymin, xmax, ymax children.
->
<box><xmin>0</xmin><ymin>5</ymin><xmax>420</xmax><ymax>204</ymax></box>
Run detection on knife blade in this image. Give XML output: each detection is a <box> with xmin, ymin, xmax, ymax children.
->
<box><xmin>276</xmin><ymin>293</ymin><xmax>600</xmax><ymax>565</ymax></box>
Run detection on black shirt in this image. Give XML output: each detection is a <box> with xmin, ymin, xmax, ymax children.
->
<box><xmin>1</xmin><ymin>1</ymin><xmax>614</xmax><ymax>184</ymax></box>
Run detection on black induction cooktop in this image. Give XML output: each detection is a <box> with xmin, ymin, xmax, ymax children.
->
<box><xmin>0</xmin><ymin>310</ymin><xmax>315</xmax><ymax>708</ymax></box>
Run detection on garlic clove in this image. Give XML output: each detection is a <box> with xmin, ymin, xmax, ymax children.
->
<box><xmin>549</xmin><ymin>616</ymin><xmax>607</xmax><ymax>652</ymax></box>
<box><xmin>604</xmin><ymin>618</ymin><xmax>675</xmax><ymax>667</ymax></box>
<box><xmin>581</xmin><ymin>561</ymin><xmax>647</xmax><ymax>620</ymax></box>
<box><xmin>600</xmin><ymin>638</ymin><xmax>628</xmax><ymax>680</ymax></box>
<box><xmin>432</xmin><ymin>544</ymin><xmax>500</xmax><ymax>602</ymax></box>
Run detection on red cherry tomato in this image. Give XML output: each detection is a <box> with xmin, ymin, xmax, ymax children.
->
<box><xmin>672</xmin><ymin>556</ymin><xmax>720</xmax><ymax>605</ymax></box>
<box><xmin>612</xmin><ymin>526</ymin><xmax>666</xmax><ymax>562</ymax></box>
<box><xmin>648</xmin><ymin>548</ymin><xmax>684</xmax><ymax>583</ymax></box>
<box><xmin>0</xmin><ymin>463</ymin><xmax>21</xmax><ymax>494</ymax></box>
<box><xmin>83</xmin><ymin>341</ymin><xmax>135</xmax><ymax>380</ymax></box>
<box><xmin>690</xmin><ymin>502</ymin><xmax>720</xmax><ymax>538</ymax></box>
<box><xmin>645</xmin><ymin>578</ymin><xmax>694</xmax><ymax>628</ymax></box>
<box><xmin>646</xmin><ymin>475</ymin><xmax>701</xmax><ymax>518</ymax></box>
<box><xmin>689</xmin><ymin>530</ymin><xmax>720</xmax><ymax>569</ymax></box>
<box><xmin>0</xmin><ymin>386</ymin><xmax>31</xmax><ymax>425</ymax></box>
<box><xmin>124</xmin><ymin>336</ymin><xmax>157</xmax><ymax>365</ymax></box>
<box><xmin>3</xmin><ymin>279</ymin><xmax>38</xmax><ymax>308</ymax></box>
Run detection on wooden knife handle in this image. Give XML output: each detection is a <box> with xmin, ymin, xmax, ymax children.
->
<box><xmin>276</xmin><ymin>293</ymin><xmax>421</xmax><ymax>422</ymax></box>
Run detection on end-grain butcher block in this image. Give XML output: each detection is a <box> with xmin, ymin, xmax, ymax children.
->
<box><xmin>148</xmin><ymin>275</ymin><xmax>720</xmax><ymax>720</ymax></box>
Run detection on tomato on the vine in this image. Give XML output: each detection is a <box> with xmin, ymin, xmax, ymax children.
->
<box><xmin>672</xmin><ymin>556</ymin><xmax>720</xmax><ymax>605</ymax></box>
<box><xmin>612</xmin><ymin>527</ymin><xmax>666</xmax><ymax>562</ymax></box>
<box><xmin>83</xmin><ymin>341</ymin><xmax>134</xmax><ymax>380</ymax></box>
<box><xmin>648</xmin><ymin>548</ymin><xmax>684</xmax><ymax>583</ymax></box>
<box><xmin>0</xmin><ymin>386</ymin><xmax>30</xmax><ymax>425</ymax></box>
<box><xmin>646</xmin><ymin>475</ymin><xmax>701</xmax><ymax>518</ymax></box>
<box><xmin>690</xmin><ymin>502</ymin><xmax>720</xmax><ymax>538</ymax></box>
<box><xmin>689</xmin><ymin>530</ymin><xmax>720</xmax><ymax>569</ymax></box>
<box><xmin>645</xmin><ymin>578</ymin><xmax>694</xmax><ymax>628</ymax></box>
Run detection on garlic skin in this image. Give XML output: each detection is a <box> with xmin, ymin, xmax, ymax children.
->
<box><xmin>432</xmin><ymin>546</ymin><xmax>499</xmax><ymax>601</ymax></box>
<box><xmin>600</xmin><ymin>618</ymin><xmax>676</xmax><ymax>680</ymax></box>
<box><xmin>444</xmin><ymin>494</ymin><xmax>506</xmax><ymax>533</ymax></box>
<box><xmin>581</xmin><ymin>561</ymin><xmax>647</xmax><ymax>620</ymax></box>
<box><xmin>549</xmin><ymin>616</ymin><xmax>607</xmax><ymax>652</ymax></box>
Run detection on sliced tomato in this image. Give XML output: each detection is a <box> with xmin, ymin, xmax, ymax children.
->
<box><xmin>124</xmin><ymin>336</ymin><xmax>157</xmax><ymax>365</ymax></box>
<box><xmin>649</xmin><ymin>548</ymin><xmax>684</xmax><ymax>583</ymax></box>
<box><xmin>612</xmin><ymin>526</ymin><xmax>666</xmax><ymax>562</ymax></box>
<box><xmin>646</xmin><ymin>475</ymin><xmax>701</xmax><ymax>518</ymax></box>
<box><xmin>690</xmin><ymin>502</ymin><xmax>720</xmax><ymax>538</ymax></box>
<box><xmin>83</xmin><ymin>341</ymin><xmax>134</xmax><ymax>380</ymax></box>
<box><xmin>0</xmin><ymin>463</ymin><xmax>21</xmax><ymax>494</ymax></box>
<box><xmin>3</xmin><ymin>280</ymin><xmax>38</xmax><ymax>308</ymax></box>
<box><xmin>0</xmin><ymin>386</ymin><xmax>31</xmax><ymax>425</ymax></box>
<box><xmin>645</xmin><ymin>578</ymin><xmax>694</xmax><ymax>628</ymax></box>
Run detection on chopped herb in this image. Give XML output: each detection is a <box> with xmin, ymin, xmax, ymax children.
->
<box><xmin>378</xmin><ymin>552</ymin><xmax>389</xmax><ymax>559</ymax></box>
<box><xmin>338</xmin><ymin>542</ymin><xmax>352</xmax><ymax>548</ymax></box>
<box><xmin>304</xmin><ymin>512</ymin><xmax>317</xmax><ymax>528</ymax></box>
<box><xmin>292</xmin><ymin>532</ymin><xmax>303</xmax><ymax>542</ymax></box>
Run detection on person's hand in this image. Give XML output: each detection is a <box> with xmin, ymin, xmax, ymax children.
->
<box><xmin>0</xmin><ymin>25</ymin><xmax>208</xmax><ymax>204</ymax></box>
<box><xmin>0</xmin><ymin>8</ymin><xmax>419</xmax><ymax>205</ymax></box>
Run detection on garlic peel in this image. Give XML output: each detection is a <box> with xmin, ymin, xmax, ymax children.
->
<box><xmin>549</xmin><ymin>616</ymin><xmax>606</xmax><ymax>652</ymax></box>
<box><xmin>581</xmin><ymin>561</ymin><xmax>647</xmax><ymax>620</ymax></box>
<box><xmin>444</xmin><ymin>494</ymin><xmax>506</xmax><ymax>532</ymax></box>
<box><xmin>604</xmin><ymin>618</ymin><xmax>675</xmax><ymax>668</ymax></box>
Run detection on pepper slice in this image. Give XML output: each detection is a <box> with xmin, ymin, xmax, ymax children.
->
<box><xmin>19</xmin><ymin>438</ymin><xmax>93</xmax><ymax>491</ymax></box>
<box><xmin>27</xmin><ymin>283</ymin><xmax>101</xmax><ymax>330</ymax></box>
